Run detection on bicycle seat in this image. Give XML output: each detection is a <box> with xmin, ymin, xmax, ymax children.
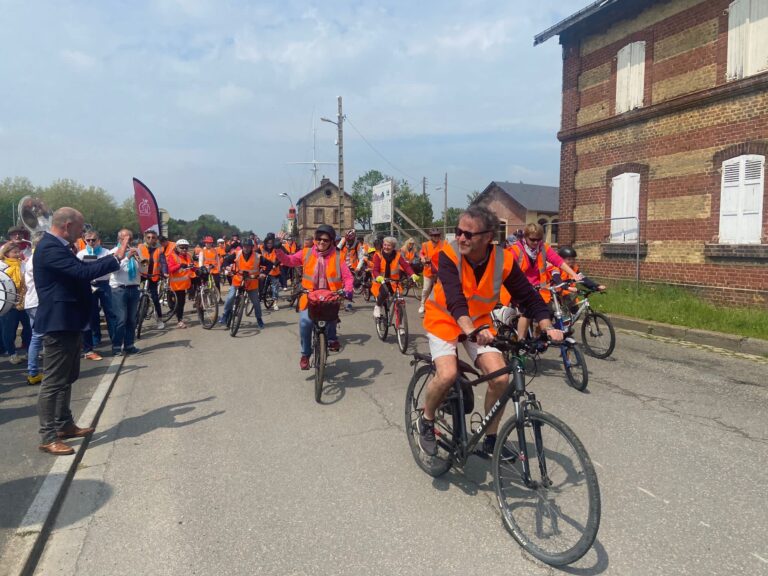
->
<box><xmin>412</xmin><ymin>352</ymin><xmax>432</xmax><ymax>364</ymax></box>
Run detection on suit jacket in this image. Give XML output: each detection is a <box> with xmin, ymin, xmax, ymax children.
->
<box><xmin>33</xmin><ymin>232</ymin><xmax>121</xmax><ymax>334</ymax></box>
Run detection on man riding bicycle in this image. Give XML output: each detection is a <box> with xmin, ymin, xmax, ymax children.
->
<box><xmin>220</xmin><ymin>238</ymin><xmax>265</xmax><ymax>329</ymax></box>
<box><xmin>419</xmin><ymin>205</ymin><xmax>563</xmax><ymax>457</ymax></box>
<box><xmin>275</xmin><ymin>224</ymin><xmax>353</xmax><ymax>370</ymax></box>
<box><xmin>371</xmin><ymin>236</ymin><xmax>419</xmax><ymax>320</ymax></box>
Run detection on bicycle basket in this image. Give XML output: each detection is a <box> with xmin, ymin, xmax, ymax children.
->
<box><xmin>196</xmin><ymin>266</ymin><xmax>210</xmax><ymax>279</ymax></box>
<box><xmin>307</xmin><ymin>289</ymin><xmax>341</xmax><ymax>322</ymax></box>
<box><xmin>410</xmin><ymin>259</ymin><xmax>424</xmax><ymax>274</ymax></box>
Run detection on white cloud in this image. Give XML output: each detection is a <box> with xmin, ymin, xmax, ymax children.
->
<box><xmin>60</xmin><ymin>49</ymin><xmax>97</xmax><ymax>70</ymax></box>
<box><xmin>177</xmin><ymin>82</ymin><xmax>253</xmax><ymax>115</ymax></box>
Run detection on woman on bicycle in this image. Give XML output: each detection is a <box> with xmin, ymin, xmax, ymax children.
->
<box><xmin>371</xmin><ymin>237</ymin><xmax>419</xmax><ymax>320</ymax></box>
<box><xmin>418</xmin><ymin>206</ymin><xmax>563</xmax><ymax>457</ymax></box>
<box><xmin>220</xmin><ymin>238</ymin><xmax>264</xmax><ymax>329</ymax></box>
<box><xmin>260</xmin><ymin>233</ymin><xmax>282</xmax><ymax>311</ymax></box>
<box><xmin>275</xmin><ymin>224</ymin><xmax>353</xmax><ymax>370</ymax></box>
<box><xmin>166</xmin><ymin>239</ymin><xmax>193</xmax><ymax>328</ymax></box>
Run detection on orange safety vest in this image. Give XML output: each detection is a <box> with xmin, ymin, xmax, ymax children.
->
<box><xmin>420</xmin><ymin>240</ymin><xmax>443</xmax><ymax>278</ymax></box>
<box><xmin>201</xmin><ymin>247</ymin><xmax>220</xmax><ymax>274</ymax></box>
<box><xmin>163</xmin><ymin>242</ymin><xmax>176</xmax><ymax>260</ymax></box>
<box><xmin>138</xmin><ymin>243</ymin><xmax>163</xmax><ymax>282</ymax></box>
<box><xmin>233</xmin><ymin>250</ymin><xmax>260</xmax><ymax>291</ymax></box>
<box><xmin>299</xmin><ymin>248</ymin><xmax>342</xmax><ymax>311</ymax></box>
<box><xmin>168</xmin><ymin>251</ymin><xmax>192</xmax><ymax>291</ymax></box>
<box><xmin>424</xmin><ymin>241</ymin><xmax>513</xmax><ymax>341</ymax></box>
<box><xmin>284</xmin><ymin>240</ymin><xmax>297</xmax><ymax>255</ymax></box>
<box><xmin>75</xmin><ymin>238</ymin><xmax>86</xmax><ymax>252</ymax></box>
<box><xmin>509</xmin><ymin>243</ymin><xmax>553</xmax><ymax>303</ymax></box>
<box><xmin>347</xmin><ymin>244</ymin><xmax>360</xmax><ymax>270</ymax></box>
<box><xmin>216</xmin><ymin>246</ymin><xmax>227</xmax><ymax>260</ymax></box>
<box><xmin>401</xmin><ymin>247</ymin><xmax>416</xmax><ymax>262</ymax></box>
<box><xmin>371</xmin><ymin>252</ymin><xmax>404</xmax><ymax>299</ymax></box>
<box><xmin>262</xmin><ymin>249</ymin><xmax>281</xmax><ymax>276</ymax></box>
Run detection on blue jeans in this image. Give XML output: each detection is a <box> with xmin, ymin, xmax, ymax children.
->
<box><xmin>299</xmin><ymin>309</ymin><xmax>337</xmax><ymax>357</ymax></box>
<box><xmin>111</xmin><ymin>285</ymin><xmax>140</xmax><ymax>351</ymax></box>
<box><xmin>223</xmin><ymin>287</ymin><xmax>262</xmax><ymax>322</ymax></box>
<box><xmin>83</xmin><ymin>282</ymin><xmax>116</xmax><ymax>352</ymax></box>
<box><xmin>2</xmin><ymin>307</ymin><xmax>31</xmax><ymax>356</ymax></box>
<box><xmin>26</xmin><ymin>307</ymin><xmax>43</xmax><ymax>376</ymax></box>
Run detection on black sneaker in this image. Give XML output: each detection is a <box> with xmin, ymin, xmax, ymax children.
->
<box><xmin>417</xmin><ymin>415</ymin><xmax>437</xmax><ymax>456</ymax></box>
<box><xmin>482</xmin><ymin>434</ymin><xmax>497</xmax><ymax>456</ymax></box>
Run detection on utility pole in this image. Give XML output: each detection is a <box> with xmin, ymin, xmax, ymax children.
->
<box><xmin>443</xmin><ymin>172</ymin><xmax>448</xmax><ymax>237</ymax></box>
<box><xmin>422</xmin><ymin>176</ymin><xmax>427</xmax><ymax>195</ymax></box>
<box><xmin>321</xmin><ymin>97</ymin><xmax>345</xmax><ymax>232</ymax></box>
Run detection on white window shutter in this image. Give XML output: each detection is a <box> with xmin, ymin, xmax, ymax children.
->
<box><xmin>748</xmin><ymin>0</ymin><xmax>768</xmax><ymax>75</ymax></box>
<box><xmin>611</xmin><ymin>173</ymin><xmax>640</xmax><ymax>243</ymax></box>
<box><xmin>625</xmin><ymin>173</ymin><xmax>640</xmax><ymax>241</ymax></box>
<box><xmin>740</xmin><ymin>155</ymin><xmax>764</xmax><ymax>243</ymax></box>
<box><xmin>720</xmin><ymin>157</ymin><xmax>744</xmax><ymax>243</ymax></box>
<box><xmin>616</xmin><ymin>44</ymin><xmax>631</xmax><ymax>113</ymax></box>
<box><xmin>728</xmin><ymin>0</ymin><xmax>750</xmax><ymax>80</ymax></box>
<box><xmin>629</xmin><ymin>41</ymin><xmax>646</xmax><ymax>109</ymax></box>
<box><xmin>610</xmin><ymin>174</ymin><xmax>626</xmax><ymax>242</ymax></box>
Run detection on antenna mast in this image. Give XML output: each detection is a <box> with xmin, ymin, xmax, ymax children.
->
<box><xmin>287</xmin><ymin>118</ymin><xmax>335</xmax><ymax>189</ymax></box>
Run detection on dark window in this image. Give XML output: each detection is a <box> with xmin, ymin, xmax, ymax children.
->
<box><xmin>314</xmin><ymin>208</ymin><xmax>324</xmax><ymax>224</ymax></box>
<box><xmin>333</xmin><ymin>209</ymin><xmax>339</xmax><ymax>224</ymax></box>
<box><xmin>550</xmin><ymin>219</ymin><xmax>559</xmax><ymax>245</ymax></box>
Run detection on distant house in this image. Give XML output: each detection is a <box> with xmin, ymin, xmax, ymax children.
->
<box><xmin>296</xmin><ymin>178</ymin><xmax>354</xmax><ymax>241</ymax></box>
<box><xmin>473</xmin><ymin>181</ymin><xmax>560</xmax><ymax>243</ymax></box>
<box><xmin>536</xmin><ymin>0</ymin><xmax>768</xmax><ymax>307</ymax></box>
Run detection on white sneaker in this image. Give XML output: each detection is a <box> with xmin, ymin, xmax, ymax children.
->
<box><xmin>418</xmin><ymin>306</ymin><xmax>425</xmax><ymax>316</ymax></box>
<box><xmin>273</xmin><ymin>303</ymin><xmax>279</xmax><ymax>311</ymax></box>
<box><xmin>373</xmin><ymin>305</ymin><xmax>382</xmax><ymax>319</ymax></box>
<box><xmin>9</xmin><ymin>354</ymin><xmax>23</xmax><ymax>365</ymax></box>
<box><xmin>16</xmin><ymin>352</ymin><xmax>27</xmax><ymax>361</ymax></box>
<box><xmin>156</xmin><ymin>321</ymin><xmax>165</xmax><ymax>330</ymax></box>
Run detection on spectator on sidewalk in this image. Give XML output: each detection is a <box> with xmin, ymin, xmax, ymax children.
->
<box><xmin>77</xmin><ymin>230</ymin><xmax>117</xmax><ymax>360</ymax></box>
<box><xmin>0</xmin><ymin>241</ymin><xmax>32</xmax><ymax>365</ymax></box>
<box><xmin>7</xmin><ymin>225</ymin><xmax>32</xmax><ymax>260</ymax></box>
<box><xmin>34</xmin><ymin>207</ymin><xmax>127</xmax><ymax>455</ymax></box>
<box><xmin>109</xmin><ymin>228</ymin><xmax>142</xmax><ymax>356</ymax></box>
<box><xmin>23</xmin><ymin>240</ymin><xmax>43</xmax><ymax>385</ymax></box>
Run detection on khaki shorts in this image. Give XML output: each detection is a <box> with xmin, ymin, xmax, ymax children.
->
<box><xmin>427</xmin><ymin>333</ymin><xmax>500</xmax><ymax>363</ymax></box>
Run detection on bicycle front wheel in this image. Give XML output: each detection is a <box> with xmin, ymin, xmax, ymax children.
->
<box><xmin>395</xmin><ymin>300</ymin><xmax>409</xmax><ymax>354</ymax></box>
<box><xmin>136</xmin><ymin>294</ymin><xmax>150</xmax><ymax>340</ymax></box>
<box><xmin>580</xmin><ymin>311</ymin><xmax>616</xmax><ymax>359</ymax></box>
<box><xmin>563</xmin><ymin>345</ymin><xmax>588</xmax><ymax>391</ymax></box>
<box><xmin>314</xmin><ymin>331</ymin><xmax>327</xmax><ymax>403</ymax></box>
<box><xmin>375</xmin><ymin>302</ymin><xmax>389</xmax><ymax>341</ymax></box>
<box><xmin>198</xmin><ymin>287</ymin><xmax>218</xmax><ymax>329</ymax></box>
<box><xmin>404</xmin><ymin>364</ymin><xmax>454</xmax><ymax>477</ymax></box>
<box><xmin>493</xmin><ymin>409</ymin><xmax>600</xmax><ymax>566</ymax></box>
<box><xmin>230</xmin><ymin>293</ymin><xmax>245</xmax><ymax>336</ymax></box>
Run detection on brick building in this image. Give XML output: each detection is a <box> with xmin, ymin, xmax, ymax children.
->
<box><xmin>295</xmin><ymin>178</ymin><xmax>354</xmax><ymax>241</ymax></box>
<box><xmin>536</xmin><ymin>0</ymin><xmax>768</xmax><ymax>307</ymax></box>
<box><xmin>473</xmin><ymin>181</ymin><xmax>560</xmax><ymax>243</ymax></box>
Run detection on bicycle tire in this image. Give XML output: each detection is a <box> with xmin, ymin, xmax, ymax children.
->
<box><xmin>580</xmin><ymin>311</ymin><xmax>616</xmax><ymax>359</ymax></box>
<box><xmin>136</xmin><ymin>294</ymin><xmax>150</xmax><ymax>340</ymax></box>
<box><xmin>563</xmin><ymin>344</ymin><xmax>588</xmax><ymax>391</ymax></box>
<box><xmin>230</xmin><ymin>292</ymin><xmax>245</xmax><ymax>336</ymax></box>
<box><xmin>245</xmin><ymin>299</ymin><xmax>254</xmax><ymax>317</ymax></box>
<box><xmin>198</xmin><ymin>287</ymin><xmax>218</xmax><ymax>329</ymax></box>
<box><xmin>363</xmin><ymin>284</ymin><xmax>372</xmax><ymax>302</ymax></box>
<box><xmin>402</xmin><ymin>280</ymin><xmax>411</xmax><ymax>298</ymax></box>
<box><xmin>493</xmin><ymin>409</ymin><xmax>600</xmax><ymax>566</ymax></box>
<box><xmin>395</xmin><ymin>300</ymin><xmax>409</xmax><ymax>354</ymax></box>
<box><xmin>375</xmin><ymin>301</ymin><xmax>389</xmax><ymax>341</ymax></box>
<box><xmin>160</xmin><ymin>288</ymin><xmax>177</xmax><ymax>322</ymax></box>
<box><xmin>404</xmin><ymin>364</ymin><xmax>454</xmax><ymax>477</ymax></box>
<box><xmin>314</xmin><ymin>331</ymin><xmax>327</xmax><ymax>403</ymax></box>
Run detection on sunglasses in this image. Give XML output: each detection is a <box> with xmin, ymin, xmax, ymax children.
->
<box><xmin>526</xmin><ymin>236</ymin><xmax>543</xmax><ymax>243</ymax></box>
<box><xmin>454</xmin><ymin>227</ymin><xmax>491</xmax><ymax>240</ymax></box>
<box><xmin>85</xmin><ymin>238</ymin><xmax>97</xmax><ymax>243</ymax></box>
<box><xmin>315</xmin><ymin>236</ymin><xmax>331</xmax><ymax>243</ymax></box>
<box><xmin>178</xmin><ymin>246</ymin><xmax>189</xmax><ymax>250</ymax></box>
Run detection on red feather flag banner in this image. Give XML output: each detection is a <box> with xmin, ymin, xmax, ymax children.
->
<box><xmin>132</xmin><ymin>178</ymin><xmax>162</xmax><ymax>235</ymax></box>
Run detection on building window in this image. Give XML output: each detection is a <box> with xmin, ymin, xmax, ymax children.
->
<box><xmin>616</xmin><ymin>41</ymin><xmax>645</xmax><ymax>114</ymax></box>
<box><xmin>333</xmin><ymin>208</ymin><xmax>339</xmax><ymax>224</ymax></box>
<box><xmin>314</xmin><ymin>208</ymin><xmax>324</xmax><ymax>224</ymax></box>
<box><xmin>727</xmin><ymin>0</ymin><xmax>768</xmax><ymax>80</ymax></box>
<box><xmin>719</xmin><ymin>155</ymin><xmax>764</xmax><ymax>244</ymax></box>
<box><xmin>550</xmin><ymin>219</ymin><xmax>559</xmax><ymax>245</ymax></box>
<box><xmin>610</xmin><ymin>173</ymin><xmax>640</xmax><ymax>243</ymax></box>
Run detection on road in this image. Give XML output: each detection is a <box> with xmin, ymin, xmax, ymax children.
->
<box><xmin>26</xmin><ymin>292</ymin><xmax>768</xmax><ymax>576</ymax></box>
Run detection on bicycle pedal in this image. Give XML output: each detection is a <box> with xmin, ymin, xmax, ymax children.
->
<box><xmin>472</xmin><ymin>449</ymin><xmax>491</xmax><ymax>460</ymax></box>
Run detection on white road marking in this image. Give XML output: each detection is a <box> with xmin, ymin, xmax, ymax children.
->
<box><xmin>699</xmin><ymin>521</ymin><xmax>711</xmax><ymax>528</ymax></box>
<box><xmin>592</xmin><ymin>460</ymin><xmax>603</xmax><ymax>468</ymax></box>
<box><xmin>752</xmin><ymin>553</ymin><xmax>768</xmax><ymax>564</ymax></box>
<box><xmin>637</xmin><ymin>487</ymin><xmax>658</xmax><ymax>499</ymax></box>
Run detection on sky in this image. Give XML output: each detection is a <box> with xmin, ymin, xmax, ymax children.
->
<box><xmin>0</xmin><ymin>0</ymin><xmax>575</xmax><ymax>234</ymax></box>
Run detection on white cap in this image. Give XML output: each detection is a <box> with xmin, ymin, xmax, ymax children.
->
<box><xmin>176</xmin><ymin>239</ymin><xmax>190</xmax><ymax>247</ymax></box>
<box><xmin>216</xmin><ymin>238</ymin><xmax>224</xmax><ymax>243</ymax></box>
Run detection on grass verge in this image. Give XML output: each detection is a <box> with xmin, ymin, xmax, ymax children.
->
<box><xmin>589</xmin><ymin>281</ymin><xmax>768</xmax><ymax>341</ymax></box>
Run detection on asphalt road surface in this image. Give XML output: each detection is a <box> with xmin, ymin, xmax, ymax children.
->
<box><xmin>31</xmin><ymin>293</ymin><xmax>768</xmax><ymax>576</ymax></box>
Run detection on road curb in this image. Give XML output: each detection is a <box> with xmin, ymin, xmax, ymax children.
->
<box><xmin>3</xmin><ymin>354</ymin><xmax>125</xmax><ymax>576</ymax></box>
<box><xmin>609</xmin><ymin>314</ymin><xmax>768</xmax><ymax>357</ymax></box>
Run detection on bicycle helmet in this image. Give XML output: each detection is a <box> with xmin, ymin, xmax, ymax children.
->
<box><xmin>315</xmin><ymin>224</ymin><xmax>336</xmax><ymax>239</ymax></box>
<box><xmin>176</xmin><ymin>239</ymin><xmax>190</xmax><ymax>247</ymax></box>
<box><xmin>242</xmin><ymin>238</ymin><xmax>255</xmax><ymax>248</ymax></box>
<box><xmin>203</xmin><ymin>235</ymin><xmax>214</xmax><ymax>243</ymax></box>
<box><xmin>366</xmin><ymin>246</ymin><xmax>376</xmax><ymax>254</ymax></box>
<box><xmin>265</xmin><ymin>232</ymin><xmax>276</xmax><ymax>241</ymax></box>
<box><xmin>557</xmin><ymin>246</ymin><xmax>577</xmax><ymax>259</ymax></box>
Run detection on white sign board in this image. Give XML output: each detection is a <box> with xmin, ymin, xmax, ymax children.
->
<box><xmin>371</xmin><ymin>180</ymin><xmax>393</xmax><ymax>225</ymax></box>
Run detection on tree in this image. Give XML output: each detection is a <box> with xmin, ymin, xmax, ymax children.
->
<box><xmin>467</xmin><ymin>190</ymin><xmax>481</xmax><ymax>205</ymax></box>
<box><xmin>0</xmin><ymin>177</ymin><xmax>36</xmax><ymax>237</ymax></box>
<box><xmin>351</xmin><ymin>169</ymin><xmax>385</xmax><ymax>230</ymax></box>
<box><xmin>393</xmin><ymin>180</ymin><xmax>433</xmax><ymax>236</ymax></box>
<box><xmin>431</xmin><ymin>207</ymin><xmax>462</xmax><ymax>230</ymax></box>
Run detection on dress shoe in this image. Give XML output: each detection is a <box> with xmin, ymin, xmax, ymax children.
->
<box><xmin>39</xmin><ymin>441</ymin><xmax>75</xmax><ymax>455</ymax></box>
<box><xmin>57</xmin><ymin>424</ymin><xmax>95</xmax><ymax>439</ymax></box>
<box><xmin>300</xmin><ymin>355</ymin><xmax>310</xmax><ymax>370</ymax></box>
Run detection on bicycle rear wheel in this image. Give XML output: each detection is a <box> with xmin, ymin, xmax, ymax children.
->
<box><xmin>160</xmin><ymin>288</ymin><xmax>177</xmax><ymax>322</ymax></box>
<box><xmin>395</xmin><ymin>300</ymin><xmax>409</xmax><ymax>354</ymax></box>
<box><xmin>363</xmin><ymin>283</ymin><xmax>372</xmax><ymax>302</ymax></box>
<box><xmin>314</xmin><ymin>331</ymin><xmax>327</xmax><ymax>403</ymax></box>
<box><xmin>136</xmin><ymin>294</ymin><xmax>150</xmax><ymax>340</ymax></box>
<box><xmin>402</xmin><ymin>279</ymin><xmax>412</xmax><ymax>298</ymax></box>
<box><xmin>230</xmin><ymin>293</ymin><xmax>245</xmax><ymax>336</ymax></box>
<box><xmin>198</xmin><ymin>287</ymin><xmax>218</xmax><ymax>329</ymax></box>
<box><xmin>404</xmin><ymin>364</ymin><xmax>454</xmax><ymax>477</ymax></box>
<box><xmin>493</xmin><ymin>409</ymin><xmax>600</xmax><ymax>566</ymax></box>
<box><xmin>245</xmin><ymin>299</ymin><xmax>254</xmax><ymax>317</ymax></box>
<box><xmin>262</xmin><ymin>279</ymin><xmax>276</xmax><ymax>310</ymax></box>
<box><xmin>375</xmin><ymin>301</ymin><xmax>389</xmax><ymax>341</ymax></box>
<box><xmin>580</xmin><ymin>311</ymin><xmax>616</xmax><ymax>359</ymax></box>
<box><xmin>563</xmin><ymin>345</ymin><xmax>588</xmax><ymax>391</ymax></box>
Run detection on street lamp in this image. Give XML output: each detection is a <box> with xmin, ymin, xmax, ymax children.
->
<box><xmin>278</xmin><ymin>192</ymin><xmax>297</xmax><ymax>237</ymax></box>
<box><xmin>320</xmin><ymin>96</ymin><xmax>345</xmax><ymax>231</ymax></box>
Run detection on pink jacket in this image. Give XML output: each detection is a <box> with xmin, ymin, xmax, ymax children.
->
<box><xmin>276</xmin><ymin>246</ymin><xmax>354</xmax><ymax>292</ymax></box>
<box><xmin>512</xmin><ymin>241</ymin><xmax>565</xmax><ymax>287</ymax></box>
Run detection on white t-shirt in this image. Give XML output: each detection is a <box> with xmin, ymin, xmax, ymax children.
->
<box><xmin>77</xmin><ymin>245</ymin><xmax>113</xmax><ymax>283</ymax></box>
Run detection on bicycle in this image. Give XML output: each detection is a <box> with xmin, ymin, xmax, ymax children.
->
<box><xmin>556</xmin><ymin>285</ymin><xmax>616</xmax><ymax>359</ymax></box>
<box><xmin>405</xmin><ymin>325</ymin><xmax>601</xmax><ymax>566</ymax></box>
<box><xmin>136</xmin><ymin>277</ymin><xmax>176</xmax><ymax>339</ymax></box>
<box><xmin>259</xmin><ymin>274</ymin><xmax>277</xmax><ymax>310</ymax></box>
<box><xmin>353</xmin><ymin>269</ymin><xmax>373</xmax><ymax>301</ymax></box>
<box><xmin>227</xmin><ymin>271</ymin><xmax>257</xmax><ymax>337</ymax></box>
<box><xmin>401</xmin><ymin>260</ymin><xmax>423</xmax><ymax>298</ymax></box>
<box><xmin>373</xmin><ymin>278</ymin><xmax>409</xmax><ymax>354</ymax></box>
<box><xmin>191</xmin><ymin>266</ymin><xmax>218</xmax><ymax>329</ymax></box>
<box><xmin>300</xmin><ymin>288</ymin><xmax>344</xmax><ymax>403</ymax></box>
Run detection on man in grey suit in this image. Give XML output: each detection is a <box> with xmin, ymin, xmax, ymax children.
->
<box><xmin>34</xmin><ymin>208</ymin><xmax>129</xmax><ymax>455</ymax></box>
